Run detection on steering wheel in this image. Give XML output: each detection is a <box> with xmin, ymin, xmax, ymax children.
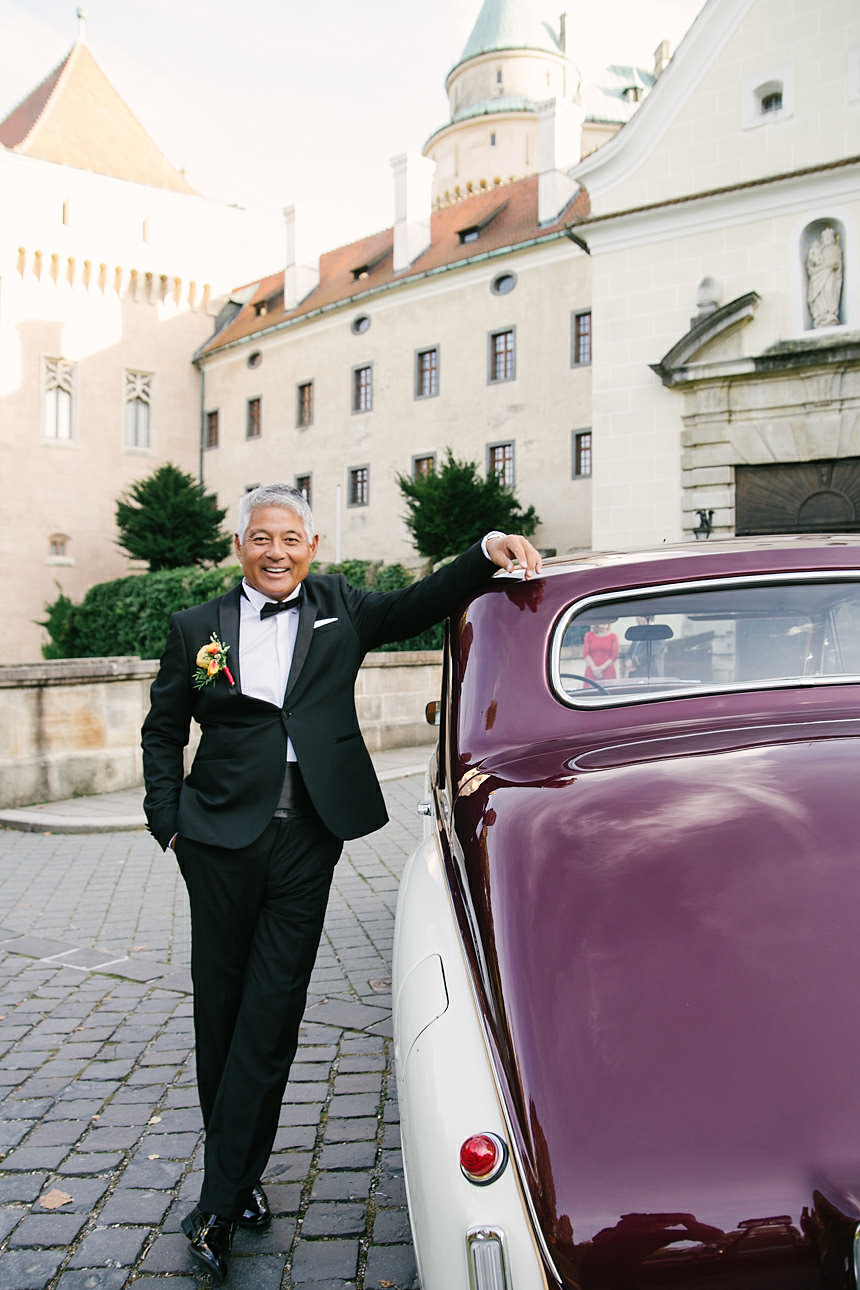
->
<box><xmin>562</xmin><ymin>672</ymin><xmax>610</xmax><ymax>696</ymax></box>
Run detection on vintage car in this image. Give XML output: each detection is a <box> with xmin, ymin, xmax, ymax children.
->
<box><xmin>392</xmin><ymin>536</ymin><xmax>860</xmax><ymax>1290</ymax></box>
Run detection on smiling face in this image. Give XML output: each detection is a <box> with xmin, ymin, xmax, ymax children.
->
<box><xmin>235</xmin><ymin>505</ymin><xmax>319</xmax><ymax>600</ymax></box>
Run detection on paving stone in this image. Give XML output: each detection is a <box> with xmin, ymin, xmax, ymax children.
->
<box><xmin>228</xmin><ymin>1253</ymin><xmax>288</xmax><ymax>1289</ymax></box>
<box><xmin>277</xmin><ymin>1100</ymin><xmax>321</xmax><ymax>1126</ymax></box>
<box><xmin>135</xmin><ymin>1131</ymin><xmax>200</xmax><ymax>1158</ymax></box>
<box><xmin>0</xmin><ymin>1144</ymin><xmax>71</xmax><ymax>1171</ymax></box>
<box><xmin>118</xmin><ymin>1157</ymin><xmax>185</xmax><ymax>1189</ymax></box>
<box><xmin>56</xmin><ymin>1270</ymin><xmax>130</xmax><ymax>1290</ymax></box>
<box><xmin>80</xmin><ymin>1125</ymin><xmax>142</xmax><ymax>1151</ymax></box>
<box><xmin>67</xmin><ymin>1224</ymin><xmax>150</xmax><ymax>1268</ymax></box>
<box><xmin>310</xmin><ymin>1171</ymin><xmax>372</xmax><ymax>1202</ymax></box>
<box><xmin>0</xmin><ymin>1247</ymin><xmax>66</xmax><ymax>1290</ymax></box>
<box><xmin>372</xmin><ymin>1208</ymin><xmax>413</xmax><ymax>1244</ymax></box>
<box><xmin>232</xmin><ymin>1216</ymin><xmax>297</xmax><ymax>1254</ymax></box>
<box><xmin>0</xmin><ymin>1205</ymin><xmax>27</xmax><ymax>1242</ymax></box>
<box><xmin>260</xmin><ymin>1181</ymin><xmax>301</xmax><ymax>1214</ymax></box>
<box><xmin>364</xmin><ymin>1242</ymin><xmax>419</xmax><ymax>1290</ymax></box>
<box><xmin>137</xmin><ymin>1230</ymin><xmax>197</xmax><ymax>1274</ymax></box>
<box><xmin>0</xmin><ymin>1174</ymin><xmax>48</xmax><ymax>1204</ymax></box>
<box><xmin>266</xmin><ymin>1152</ymin><xmax>313</xmax><ymax>1183</ymax></box>
<box><xmin>301</xmin><ymin>1202</ymin><xmax>366</xmax><ymax>1238</ymax></box>
<box><xmin>324</xmin><ymin>1117</ymin><xmax>378</xmax><ymax>1143</ymax></box>
<box><xmin>291</xmin><ymin>1237</ymin><xmax>359</xmax><ymax>1282</ymax></box>
<box><xmin>374</xmin><ymin>1173</ymin><xmax>408</xmax><ymax>1207</ymax></box>
<box><xmin>333</xmin><ymin>1073</ymin><xmax>381</xmax><ymax>1094</ymax></box>
<box><xmin>97</xmin><ymin>1189</ymin><xmax>173</xmax><ymax>1225</ymax></box>
<box><xmin>8</xmin><ymin>1211</ymin><xmax>89</xmax><ymax>1246</ymax></box>
<box><xmin>129</xmin><ymin>1279</ymin><xmax>197</xmax><ymax>1289</ymax></box>
<box><xmin>317</xmin><ymin>1141</ymin><xmax>377</xmax><ymax>1171</ymax></box>
<box><xmin>40</xmin><ymin>1176</ymin><xmax>110</xmax><ymax>1212</ymax></box>
<box><xmin>0</xmin><ymin>1119</ymin><xmax>35</xmax><ymax>1149</ymax></box>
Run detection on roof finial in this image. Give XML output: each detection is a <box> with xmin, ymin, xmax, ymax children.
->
<box><xmin>76</xmin><ymin>7</ymin><xmax>87</xmax><ymax>41</ymax></box>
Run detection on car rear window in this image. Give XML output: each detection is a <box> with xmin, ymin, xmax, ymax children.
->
<box><xmin>551</xmin><ymin>574</ymin><xmax>860</xmax><ymax>706</ymax></box>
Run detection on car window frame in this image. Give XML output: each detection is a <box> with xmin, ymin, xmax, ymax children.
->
<box><xmin>549</xmin><ymin>570</ymin><xmax>860</xmax><ymax>709</ymax></box>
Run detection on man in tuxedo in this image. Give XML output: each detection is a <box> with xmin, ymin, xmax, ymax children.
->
<box><xmin>142</xmin><ymin>482</ymin><xmax>540</xmax><ymax>1281</ymax></box>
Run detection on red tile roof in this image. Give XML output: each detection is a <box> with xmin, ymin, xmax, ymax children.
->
<box><xmin>0</xmin><ymin>41</ymin><xmax>197</xmax><ymax>194</ymax></box>
<box><xmin>202</xmin><ymin>175</ymin><xmax>589</xmax><ymax>355</ymax></box>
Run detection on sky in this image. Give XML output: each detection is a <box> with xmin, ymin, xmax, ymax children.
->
<box><xmin>0</xmin><ymin>0</ymin><xmax>706</xmax><ymax>268</ymax></box>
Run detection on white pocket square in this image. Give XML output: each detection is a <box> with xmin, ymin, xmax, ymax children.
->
<box><xmin>314</xmin><ymin>617</ymin><xmax>338</xmax><ymax>629</ymax></box>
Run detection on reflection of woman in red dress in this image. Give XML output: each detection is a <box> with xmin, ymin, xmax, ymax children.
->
<box><xmin>583</xmin><ymin>622</ymin><xmax>619</xmax><ymax>682</ymax></box>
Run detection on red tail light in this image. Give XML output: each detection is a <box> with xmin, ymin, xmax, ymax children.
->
<box><xmin>459</xmin><ymin>1132</ymin><xmax>508</xmax><ymax>1184</ymax></box>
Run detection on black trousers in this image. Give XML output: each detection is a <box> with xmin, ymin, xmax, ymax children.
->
<box><xmin>176</xmin><ymin>808</ymin><xmax>342</xmax><ymax>1218</ymax></box>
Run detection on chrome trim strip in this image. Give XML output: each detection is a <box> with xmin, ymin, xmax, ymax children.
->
<box><xmin>439</xmin><ymin>826</ymin><xmax>559</xmax><ymax>1288</ymax></box>
<box><xmin>466</xmin><ymin>1226</ymin><xmax>512</xmax><ymax>1290</ymax></box>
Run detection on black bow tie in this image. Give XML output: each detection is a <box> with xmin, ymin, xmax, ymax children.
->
<box><xmin>260</xmin><ymin>591</ymin><xmax>302</xmax><ymax>619</ymax></box>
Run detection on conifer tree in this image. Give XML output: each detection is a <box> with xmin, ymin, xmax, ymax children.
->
<box><xmin>397</xmin><ymin>448</ymin><xmax>538</xmax><ymax>563</ymax></box>
<box><xmin>116</xmin><ymin>463</ymin><xmax>231</xmax><ymax>571</ymax></box>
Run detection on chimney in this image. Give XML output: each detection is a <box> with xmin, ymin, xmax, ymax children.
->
<box><xmin>559</xmin><ymin>11</ymin><xmax>568</xmax><ymax>52</ymax></box>
<box><xmin>391</xmin><ymin>152</ymin><xmax>434</xmax><ymax>273</ymax></box>
<box><xmin>538</xmin><ymin>97</ymin><xmax>583</xmax><ymax>224</ymax></box>
<box><xmin>283</xmin><ymin>205</ymin><xmax>319</xmax><ymax>310</ymax></box>
<box><xmin>654</xmin><ymin>39</ymin><xmax>671</xmax><ymax>77</ymax></box>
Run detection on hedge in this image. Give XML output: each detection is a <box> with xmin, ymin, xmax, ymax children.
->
<box><xmin>42</xmin><ymin>560</ymin><xmax>443</xmax><ymax>660</ymax></box>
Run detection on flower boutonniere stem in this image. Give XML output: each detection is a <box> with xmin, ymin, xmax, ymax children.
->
<box><xmin>193</xmin><ymin>634</ymin><xmax>235</xmax><ymax>690</ymax></box>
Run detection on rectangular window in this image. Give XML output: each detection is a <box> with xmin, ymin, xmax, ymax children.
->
<box><xmin>488</xmin><ymin>441</ymin><xmax>514</xmax><ymax>488</ymax></box>
<box><xmin>246</xmin><ymin>397</ymin><xmax>262</xmax><ymax>439</ymax></box>
<box><xmin>206</xmin><ymin>410</ymin><xmax>219</xmax><ymax>449</ymax></box>
<box><xmin>489</xmin><ymin>328</ymin><xmax>515</xmax><ymax>383</ymax></box>
<box><xmin>297</xmin><ymin>381</ymin><xmax>313</xmax><ymax>427</ymax></box>
<box><xmin>124</xmin><ymin>370</ymin><xmax>152</xmax><ymax>449</ymax></box>
<box><xmin>349</xmin><ymin>465</ymin><xmax>370</xmax><ymax>506</ymax></box>
<box><xmin>44</xmin><ymin>357</ymin><xmax>75</xmax><ymax>440</ymax></box>
<box><xmin>413</xmin><ymin>454</ymin><xmax>436</xmax><ymax>478</ymax></box>
<box><xmin>353</xmin><ymin>365</ymin><xmax>372</xmax><ymax>413</ymax></box>
<box><xmin>572</xmin><ymin>310</ymin><xmax>592</xmax><ymax>366</ymax></box>
<box><xmin>295</xmin><ymin>474</ymin><xmax>312</xmax><ymax>506</ymax></box>
<box><xmin>415</xmin><ymin>348</ymin><xmax>439</xmax><ymax>399</ymax></box>
<box><xmin>573</xmin><ymin>429</ymin><xmax>592</xmax><ymax>478</ymax></box>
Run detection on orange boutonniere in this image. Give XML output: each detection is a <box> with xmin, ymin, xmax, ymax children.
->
<box><xmin>192</xmin><ymin>634</ymin><xmax>235</xmax><ymax>689</ymax></box>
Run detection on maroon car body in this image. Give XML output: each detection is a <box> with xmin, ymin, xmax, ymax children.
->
<box><xmin>433</xmin><ymin>537</ymin><xmax>860</xmax><ymax>1290</ymax></box>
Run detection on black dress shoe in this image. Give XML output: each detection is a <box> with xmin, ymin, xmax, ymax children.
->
<box><xmin>236</xmin><ymin>1182</ymin><xmax>271</xmax><ymax>1229</ymax></box>
<box><xmin>181</xmin><ymin>1206</ymin><xmax>234</xmax><ymax>1282</ymax></box>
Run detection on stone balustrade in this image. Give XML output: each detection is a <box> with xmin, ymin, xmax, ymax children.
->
<box><xmin>0</xmin><ymin>653</ymin><xmax>441</xmax><ymax>809</ymax></box>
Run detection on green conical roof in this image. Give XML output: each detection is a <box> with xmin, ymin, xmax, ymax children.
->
<box><xmin>456</xmin><ymin>0</ymin><xmax>562</xmax><ymax>66</ymax></box>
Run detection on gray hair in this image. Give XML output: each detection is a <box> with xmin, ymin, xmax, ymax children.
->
<box><xmin>237</xmin><ymin>484</ymin><xmax>315</xmax><ymax>542</ymax></box>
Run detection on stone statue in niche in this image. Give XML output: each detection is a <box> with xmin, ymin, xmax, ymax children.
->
<box><xmin>806</xmin><ymin>225</ymin><xmax>843</xmax><ymax>327</ymax></box>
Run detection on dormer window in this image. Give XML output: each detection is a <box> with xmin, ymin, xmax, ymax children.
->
<box><xmin>760</xmin><ymin>89</ymin><xmax>783</xmax><ymax>114</ymax></box>
<box><xmin>350</xmin><ymin>248</ymin><xmax>388</xmax><ymax>282</ymax></box>
<box><xmin>457</xmin><ymin>200</ymin><xmax>509</xmax><ymax>247</ymax></box>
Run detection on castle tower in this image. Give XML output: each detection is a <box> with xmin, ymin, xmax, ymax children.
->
<box><xmin>424</xmin><ymin>0</ymin><xmax>579</xmax><ymax>206</ymax></box>
<box><xmin>424</xmin><ymin>0</ymin><xmax>660</xmax><ymax>209</ymax></box>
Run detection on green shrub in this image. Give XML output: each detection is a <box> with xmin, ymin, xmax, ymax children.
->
<box><xmin>41</xmin><ymin>566</ymin><xmax>240</xmax><ymax>660</ymax></box>
<box><xmin>42</xmin><ymin>558</ymin><xmax>447</xmax><ymax>660</ymax></box>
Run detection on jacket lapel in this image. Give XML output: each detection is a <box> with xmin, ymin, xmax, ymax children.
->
<box><xmin>218</xmin><ymin>583</ymin><xmax>243</xmax><ymax>694</ymax></box>
<box><xmin>284</xmin><ymin>583</ymin><xmax>316</xmax><ymax>702</ymax></box>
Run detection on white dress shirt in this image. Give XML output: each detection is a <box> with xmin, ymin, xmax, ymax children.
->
<box><xmin>240</xmin><ymin>579</ymin><xmax>301</xmax><ymax>760</ymax></box>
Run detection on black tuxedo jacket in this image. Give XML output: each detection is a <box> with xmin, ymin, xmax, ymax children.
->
<box><xmin>142</xmin><ymin>540</ymin><xmax>496</xmax><ymax>850</ymax></box>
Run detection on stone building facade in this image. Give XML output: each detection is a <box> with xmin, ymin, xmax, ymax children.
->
<box><xmin>0</xmin><ymin>36</ymin><xmax>260</xmax><ymax>661</ymax></box>
<box><xmin>569</xmin><ymin>0</ymin><xmax>860</xmax><ymax>548</ymax></box>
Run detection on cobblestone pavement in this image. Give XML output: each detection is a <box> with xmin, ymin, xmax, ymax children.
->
<box><xmin>0</xmin><ymin>776</ymin><xmax>426</xmax><ymax>1290</ymax></box>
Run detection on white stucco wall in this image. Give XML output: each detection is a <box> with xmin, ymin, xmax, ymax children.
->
<box><xmin>199</xmin><ymin>237</ymin><xmax>592</xmax><ymax>564</ymax></box>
